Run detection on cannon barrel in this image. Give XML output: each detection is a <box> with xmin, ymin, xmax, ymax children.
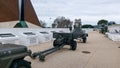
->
<box><xmin>31</xmin><ymin>44</ymin><xmax>64</xmax><ymax>61</ymax></box>
<box><xmin>31</xmin><ymin>36</ymin><xmax>65</xmax><ymax>61</ymax></box>
<box><xmin>39</xmin><ymin>44</ymin><xmax>64</xmax><ymax>61</ymax></box>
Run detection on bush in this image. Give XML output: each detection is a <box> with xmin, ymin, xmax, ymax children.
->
<box><xmin>81</xmin><ymin>24</ymin><xmax>94</xmax><ymax>28</ymax></box>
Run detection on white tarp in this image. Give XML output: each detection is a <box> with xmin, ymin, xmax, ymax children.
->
<box><xmin>0</xmin><ymin>33</ymin><xmax>19</xmax><ymax>44</ymax></box>
<box><xmin>18</xmin><ymin>32</ymin><xmax>39</xmax><ymax>46</ymax></box>
<box><xmin>0</xmin><ymin>28</ymin><xmax>70</xmax><ymax>46</ymax></box>
<box><xmin>106</xmin><ymin>25</ymin><xmax>120</xmax><ymax>41</ymax></box>
<box><xmin>106</xmin><ymin>32</ymin><xmax>120</xmax><ymax>41</ymax></box>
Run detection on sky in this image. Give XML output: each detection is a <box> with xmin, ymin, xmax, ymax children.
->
<box><xmin>31</xmin><ymin>0</ymin><xmax>120</xmax><ymax>27</ymax></box>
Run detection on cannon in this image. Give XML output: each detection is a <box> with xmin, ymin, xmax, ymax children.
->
<box><xmin>30</xmin><ymin>19</ymin><xmax>88</xmax><ymax>62</ymax></box>
<box><xmin>99</xmin><ymin>24</ymin><xmax>108</xmax><ymax>34</ymax></box>
<box><xmin>30</xmin><ymin>32</ymin><xmax>77</xmax><ymax>61</ymax></box>
<box><xmin>0</xmin><ymin>43</ymin><xmax>31</xmax><ymax>68</ymax></box>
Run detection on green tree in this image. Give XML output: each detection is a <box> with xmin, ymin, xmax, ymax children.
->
<box><xmin>52</xmin><ymin>16</ymin><xmax>72</xmax><ymax>28</ymax></box>
<box><xmin>97</xmin><ymin>19</ymin><xmax>108</xmax><ymax>26</ymax></box>
<box><xmin>81</xmin><ymin>24</ymin><xmax>94</xmax><ymax>28</ymax></box>
<box><xmin>108</xmin><ymin>21</ymin><xmax>116</xmax><ymax>25</ymax></box>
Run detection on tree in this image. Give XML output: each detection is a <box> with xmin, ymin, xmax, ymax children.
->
<box><xmin>52</xmin><ymin>16</ymin><xmax>72</xmax><ymax>28</ymax></box>
<box><xmin>108</xmin><ymin>21</ymin><xmax>116</xmax><ymax>25</ymax></box>
<box><xmin>97</xmin><ymin>19</ymin><xmax>109</xmax><ymax>34</ymax></box>
<box><xmin>97</xmin><ymin>19</ymin><xmax>108</xmax><ymax>26</ymax></box>
<box><xmin>81</xmin><ymin>24</ymin><xmax>94</xmax><ymax>28</ymax></box>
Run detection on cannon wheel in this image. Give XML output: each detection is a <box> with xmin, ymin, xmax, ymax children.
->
<box><xmin>10</xmin><ymin>60</ymin><xmax>31</xmax><ymax>68</ymax></box>
<box><xmin>83</xmin><ymin>38</ymin><xmax>87</xmax><ymax>43</ymax></box>
<box><xmin>53</xmin><ymin>40</ymin><xmax>59</xmax><ymax>47</ymax></box>
<box><xmin>39</xmin><ymin>54</ymin><xmax>45</xmax><ymax>62</ymax></box>
<box><xmin>31</xmin><ymin>53</ymin><xmax>38</xmax><ymax>59</ymax></box>
<box><xmin>70</xmin><ymin>41</ymin><xmax>77</xmax><ymax>50</ymax></box>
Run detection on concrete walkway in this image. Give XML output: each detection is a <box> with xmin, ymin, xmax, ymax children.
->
<box><xmin>26</xmin><ymin>31</ymin><xmax>120</xmax><ymax>68</ymax></box>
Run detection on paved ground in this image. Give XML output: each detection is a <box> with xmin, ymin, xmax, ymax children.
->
<box><xmin>25</xmin><ymin>31</ymin><xmax>120</xmax><ymax>68</ymax></box>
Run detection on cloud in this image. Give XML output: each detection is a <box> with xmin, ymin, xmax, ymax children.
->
<box><xmin>31</xmin><ymin>0</ymin><xmax>120</xmax><ymax>26</ymax></box>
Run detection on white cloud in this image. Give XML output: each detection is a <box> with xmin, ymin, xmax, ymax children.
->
<box><xmin>31</xmin><ymin>0</ymin><xmax>120</xmax><ymax>26</ymax></box>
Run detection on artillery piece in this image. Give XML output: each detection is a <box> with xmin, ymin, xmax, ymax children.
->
<box><xmin>30</xmin><ymin>19</ymin><xmax>88</xmax><ymax>61</ymax></box>
<box><xmin>30</xmin><ymin>32</ymin><xmax>77</xmax><ymax>61</ymax></box>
